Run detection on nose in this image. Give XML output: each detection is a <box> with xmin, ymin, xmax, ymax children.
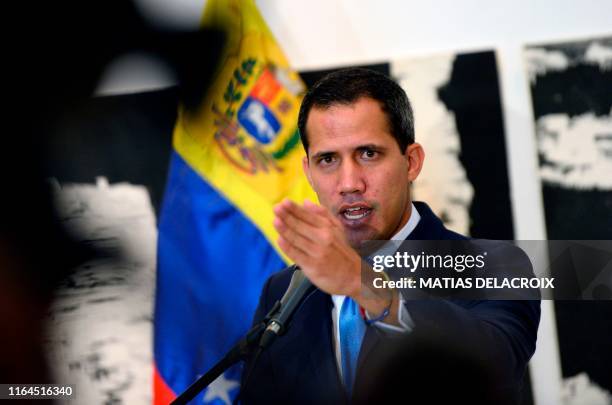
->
<box><xmin>338</xmin><ymin>159</ymin><xmax>365</xmax><ymax>195</ymax></box>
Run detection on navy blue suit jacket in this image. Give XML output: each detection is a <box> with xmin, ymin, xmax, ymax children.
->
<box><xmin>240</xmin><ymin>202</ymin><xmax>540</xmax><ymax>404</ymax></box>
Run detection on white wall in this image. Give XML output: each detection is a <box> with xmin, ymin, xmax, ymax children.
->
<box><xmin>133</xmin><ymin>0</ymin><xmax>612</xmax><ymax>69</ymax></box>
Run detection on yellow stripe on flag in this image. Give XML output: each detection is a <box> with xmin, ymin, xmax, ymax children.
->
<box><xmin>173</xmin><ymin>0</ymin><xmax>317</xmax><ymax>261</ymax></box>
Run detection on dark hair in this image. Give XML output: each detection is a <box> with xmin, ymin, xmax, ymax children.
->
<box><xmin>298</xmin><ymin>67</ymin><xmax>415</xmax><ymax>153</ymax></box>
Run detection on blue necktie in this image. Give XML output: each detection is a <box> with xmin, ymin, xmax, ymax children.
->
<box><xmin>339</xmin><ymin>297</ymin><xmax>366</xmax><ymax>396</ymax></box>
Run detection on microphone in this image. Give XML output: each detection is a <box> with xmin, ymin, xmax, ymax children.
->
<box><xmin>238</xmin><ymin>268</ymin><xmax>315</xmax><ymax>402</ymax></box>
<box><xmin>258</xmin><ymin>267</ymin><xmax>315</xmax><ymax>349</ymax></box>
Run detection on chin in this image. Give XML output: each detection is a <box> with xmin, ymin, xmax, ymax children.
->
<box><xmin>345</xmin><ymin>229</ymin><xmax>381</xmax><ymax>249</ymax></box>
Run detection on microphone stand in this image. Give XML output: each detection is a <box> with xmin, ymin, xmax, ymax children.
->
<box><xmin>170</xmin><ymin>301</ymin><xmax>281</xmax><ymax>405</ymax></box>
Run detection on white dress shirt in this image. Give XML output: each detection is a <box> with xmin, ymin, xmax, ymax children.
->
<box><xmin>331</xmin><ymin>203</ymin><xmax>421</xmax><ymax>378</ymax></box>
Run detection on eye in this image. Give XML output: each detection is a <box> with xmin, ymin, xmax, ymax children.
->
<box><xmin>317</xmin><ymin>155</ymin><xmax>337</xmax><ymax>166</ymax></box>
<box><xmin>361</xmin><ymin>149</ymin><xmax>378</xmax><ymax>160</ymax></box>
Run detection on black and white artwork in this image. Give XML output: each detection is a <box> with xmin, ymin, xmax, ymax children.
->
<box><xmin>525</xmin><ymin>36</ymin><xmax>612</xmax><ymax>400</ymax></box>
<box><xmin>46</xmin><ymin>178</ymin><xmax>157</xmax><ymax>404</ymax></box>
<box><xmin>525</xmin><ymin>37</ymin><xmax>612</xmax><ymax>239</ymax></box>
<box><xmin>392</xmin><ymin>51</ymin><xmax>513</xmax><ymax>239</ymax></box>
<box><xmin>392</xmin><ymin>51</ymin><xmax>514</xmax><ymax>239</ymax></box>
<box><xmin>392</xmin><ymin>54</ymin><xmax>474</xmax><ymax>235</ymax></box>
<box><xmin>43</xmin><ymin>89</ymin><xmax>177</xmax><ymax>404</ymax></box>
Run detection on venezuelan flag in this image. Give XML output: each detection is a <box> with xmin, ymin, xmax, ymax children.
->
<box><xmin>153</xmin><ymin>0</ymin><xmax>316</xmax><ymax>403</ymax></box>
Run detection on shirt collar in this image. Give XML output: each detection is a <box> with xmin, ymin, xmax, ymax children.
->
<box><xmin>391</xmin><ymin>202</ymin><xmax>420</xmax><ymax>241</ymax></box>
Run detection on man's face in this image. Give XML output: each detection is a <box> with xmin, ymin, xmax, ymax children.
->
<box><xmin>303</xmin><ymin>97</ymin><xmax>420</xmax><ymax>248</ymax></box>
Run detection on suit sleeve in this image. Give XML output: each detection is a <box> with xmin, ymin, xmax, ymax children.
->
<box><xmin>394</xmin><ymin>239</ymin><xmax>540</xmax><ymax>386</ymax></box>
<box><xmin>403</xmin><ymin>298</ymin><xmax>540</xmax><ymax>384</ymax></box>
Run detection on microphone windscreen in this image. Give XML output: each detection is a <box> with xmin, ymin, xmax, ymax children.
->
<box><xmin>280</xmin><ymin>267</ymin><xmax>306</xmax><ymax>305</ymax></box>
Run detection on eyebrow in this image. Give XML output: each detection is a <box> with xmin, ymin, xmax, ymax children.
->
<box><xmin>311</xmin><ymin>143</ymin><xmax>387</xmax><ymax>160</ymax></box>
<box><xmin>311</xmin><ymin>150</ymin><xmax>336</xmax><ymax>160</ymax></box>
<box><xmin>356</xmin><ymin>143</ymin><xmax>387</xmax><ymax>152</ymax></box>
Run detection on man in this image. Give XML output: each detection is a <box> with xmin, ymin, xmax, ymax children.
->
<box><xmin>240</xmin><ymin>68</ymin><xmax>540</xmax><ymax>404</ymax></box>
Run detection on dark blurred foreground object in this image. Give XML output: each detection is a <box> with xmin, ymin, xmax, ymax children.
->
<box><xmin>1</xmin><ymin>0</ymin><xmax>223</xmax><ymax>388</ymax></box>
<box><xmin>355</xmin><ymin>330</ymin><xmax>524</xmax><ymax>405</ymax></box>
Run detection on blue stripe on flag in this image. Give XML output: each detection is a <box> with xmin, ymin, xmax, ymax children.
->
<box><xmin>154</xmin><ymin>151</ymin><xmax>286</xmax><ymax>400</ymax></box>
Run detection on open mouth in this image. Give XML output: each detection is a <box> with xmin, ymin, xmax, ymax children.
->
<box><xmin>340</xmin><ymin>206</ymin><xmax>373</xmax><ymax>221</ymax></box>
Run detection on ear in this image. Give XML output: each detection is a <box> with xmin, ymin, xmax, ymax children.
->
<box><xmin>405</xmin><ymin>143</ymin><xmax>425</xmax><ymax>182</ymax></box>
<box><xmin>302</xmin><ymin>155</ymin><xmax>314</xmax><ymax>188</ymax></box>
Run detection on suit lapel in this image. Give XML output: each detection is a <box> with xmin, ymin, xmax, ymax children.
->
<box><xmin>354</xmin><ymin>325</ymin><xmax>380</xmax><ymax>381</ymax></box>
<box><xmin>275</xmin><ymin>288</ymin><xmax>346</xmax><ymax>402</ymax></box>
<box><xmin>305</xmin><ymin>290</ymin><xmax>347</xmax><ymax>402</ymax></box>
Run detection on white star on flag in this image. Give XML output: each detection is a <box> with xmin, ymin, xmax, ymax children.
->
<box><xmin>203</xmin><ymin>373</ymin><xmax>240</xmax><ymax>404</ymax></box>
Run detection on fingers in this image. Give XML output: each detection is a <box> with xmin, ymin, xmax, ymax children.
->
<box><xmin>276</xmin><ymin>199</ymin><xmax>329</xmax><ymax>228</ymax></box>
<box><xmin>274</xmin><ymin>199</ymin><xmax>333</xmax><ymax>242</ymax></box>
<box><xmin>274</xmin><ymin>210</ymin><xmax>319</xmax><ymax>245</ymax></box>
<box><xmin>304</xmin><ymin>199</ymin><xmax>344</xmax><ymax>229</ymax></box>
<box><xmin>277</xmin><ymin>235</ymin><xmax>312</xmax><ymax>266</ymax></box>
<box><xmin>274</xmin><ymin>214</ymin><xmax>317</xmax><ymax>252</ymax></box>
<box><xmin>274</xmin><ymin>199</ymin><xmax>336</xmax><ymax>263</ymax></box>
<box><xmin>274</xmin><ymin>199</ymin><xmax>361</xmax><ymax>297</ymax></box>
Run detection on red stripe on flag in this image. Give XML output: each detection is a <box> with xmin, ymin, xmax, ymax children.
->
<box><xmin>153</xmin><ymin>365</ymin><xmax>176</xmax><ymax>405</ymax></box>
